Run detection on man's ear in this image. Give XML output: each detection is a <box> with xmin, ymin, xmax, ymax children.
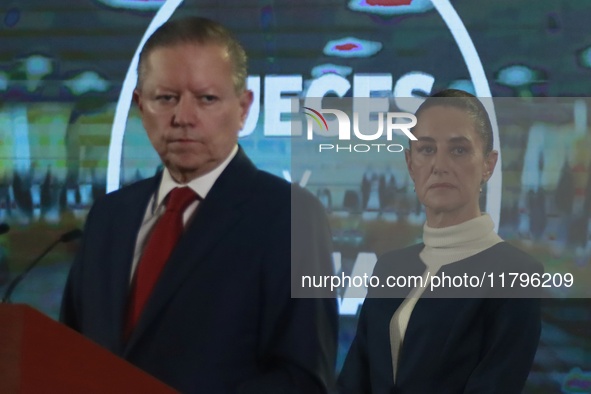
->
<box><xmin>238</xmin><ymin>89</ymin><xmax>254</xmax><ymax>127</ymax></box>
<box><xmin>133</xmin><ymin>89</ymin><xmax>143</xmax><ymax>113</ymax></box>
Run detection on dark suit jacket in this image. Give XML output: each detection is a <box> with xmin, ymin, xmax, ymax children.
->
<box><xmin>61</xmin><ymin>148</ymin><xmax>338</xmax><ymax>393</ymax></box>
<box><xmin>338</xmin><ymin>242</ymin><xmax>542</xmax><ymax>394</ymax></box>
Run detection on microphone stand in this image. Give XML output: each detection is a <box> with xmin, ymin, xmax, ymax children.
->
<box><xmin>2</xmin><ymin>230</ymin><xmax>82</xmax><ymax>303</ymax></box>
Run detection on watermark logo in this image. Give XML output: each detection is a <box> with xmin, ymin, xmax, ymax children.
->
<box><xmin>303</xmin><ymin>107</ymin><xmax>329</xmax><ymax>131</ymax></box>
<box><xmin>302</xmin><ymin>106</ymin><xmax>417</xmax><ymax>153</ymax></box>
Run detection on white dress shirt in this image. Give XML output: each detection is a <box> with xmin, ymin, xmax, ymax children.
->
<box><xmin>129</xmin><ymin>145</ymin><xmax>238</xmax><ymax>282</ymax></box>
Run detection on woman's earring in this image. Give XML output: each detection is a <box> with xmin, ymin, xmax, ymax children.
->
<box><xmin>481</xmin><ymin>172</ymin><xmax>490</xmax><ymax>187</ymax></box>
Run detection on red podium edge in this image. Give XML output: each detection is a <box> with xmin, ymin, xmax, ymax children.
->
<box><xmin>0</xmin><ymin>304</ymin><xmax>177</xmax><ymax>394</ymax></box>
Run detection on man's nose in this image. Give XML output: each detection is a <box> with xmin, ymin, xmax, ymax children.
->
<box><xmin>172</xmin><ymin>94</ymin><xmax>197</xmax><ymax>126</ymax></box>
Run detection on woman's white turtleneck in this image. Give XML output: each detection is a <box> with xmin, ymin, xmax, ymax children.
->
<box><xmin>389</xmin><ymin>213</ymin><xmax>502</xmax><ymax>382</ymax></box>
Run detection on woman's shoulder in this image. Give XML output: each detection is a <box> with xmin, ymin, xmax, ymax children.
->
<box><xmin>372</xmin><ymin>243</ymin><xmax>425</xmax><ymax>277</ymax></box>
<box><xmin>379</xmin><ymin>243</ymin><xmax>424</xmax><ymax>260</ymax></box>
<box><xmin>485</xmin><ymin>241</ymin><xmax>544</xmax><ymax>274</ymax></box>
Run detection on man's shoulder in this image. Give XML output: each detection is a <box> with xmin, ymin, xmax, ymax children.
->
<box><xmin>250</xmin><ymin>167</ymin><xmax>320</xmax><ymax>205</ymax></box>
<box><xmin>251</xmin><ymin>168</ymin><xmax>291</xmax><ymax>195</ymax></box>
<box><xmin>92</xmin><ymin>176</ymin><xmax>158</xmax><ymax>210</ymax></box>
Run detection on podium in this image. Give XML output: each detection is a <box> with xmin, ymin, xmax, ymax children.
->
<box><xmin>0</xmin><ymin>304</ymin><xmax>177</xmax><ymax>393</ymax></box>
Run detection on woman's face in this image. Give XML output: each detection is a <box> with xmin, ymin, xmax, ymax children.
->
<box><xmin>405</xmin><ymin>105</ymin><xmax>497</xmax><ymax>227</ymax></box>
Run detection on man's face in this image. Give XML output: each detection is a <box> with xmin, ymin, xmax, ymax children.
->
<box><xmin>405</xmin><ymin>105</ymin><xmax>497</xmax><ymax>227</ymax></box>
<box><xmin>134</xmin><ymin>43</ymin><xmax>253</xmax><ymax>183</ymax></box>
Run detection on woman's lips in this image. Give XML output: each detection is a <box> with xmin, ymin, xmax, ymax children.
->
<box><xmin>429</xmin><ymin>183</ymin><xmax>455</xmax><ymax>189</ymax></box>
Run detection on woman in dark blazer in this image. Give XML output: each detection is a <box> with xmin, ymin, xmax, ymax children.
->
<box><xmin>338</xmin><ymin>89</ymin><xmax>542</xmax><ymax>394</ymax></box>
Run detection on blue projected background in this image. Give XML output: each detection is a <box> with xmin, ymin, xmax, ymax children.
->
<box><xmin>1</xmin><ymin>1</ymin><xmax>591</xmax><ymax>392</ymax></box>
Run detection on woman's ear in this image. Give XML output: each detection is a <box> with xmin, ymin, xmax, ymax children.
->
<box><xmin>483</xmin><ymin>150</ymin><xmax>499</xmax><ymax>183</ymax></box>
<box><xmin>405</xmin><ymin>148</ymin><xmax>414</xmax><ymax>180</ymax></box>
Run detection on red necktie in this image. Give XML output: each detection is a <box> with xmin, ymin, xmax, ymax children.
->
<box><xmin>126</xmin><ymin>187</ymin><xmax>197</xmax><ymax>335</ymax></box>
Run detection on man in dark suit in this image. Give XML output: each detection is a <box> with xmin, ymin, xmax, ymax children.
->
<box><xmin>60</xmin><ymin>17</ymin><xmax>337</xmax><ymax>393</ymax></box>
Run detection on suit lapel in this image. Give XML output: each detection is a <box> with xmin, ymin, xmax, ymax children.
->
<box><xmin>107</xmin><ymin>175</ymin><xmax>160</xmax><ymax>354</ymax></box>
<box><xmin>123</xmin><ymin>148</ymin><xmax>258</xmax><ymax>354</ymax></box>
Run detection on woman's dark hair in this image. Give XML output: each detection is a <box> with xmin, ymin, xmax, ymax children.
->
<box><xmin>413</xmin><ymin>89</ymin><xmax>494</xmax><ymax>154</ymax></box>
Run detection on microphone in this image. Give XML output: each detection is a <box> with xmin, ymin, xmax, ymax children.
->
<box><xmin>2</xmin><ymin>229</ymin><xmax>83</xmax><ymax>303</ymax></box>
<box><xmin>0</xmin><ymin>223</ymin><xmax>9</xmax><ymax>235</ymax></box>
